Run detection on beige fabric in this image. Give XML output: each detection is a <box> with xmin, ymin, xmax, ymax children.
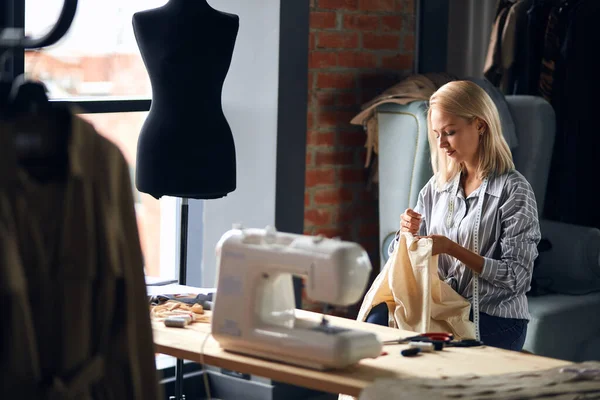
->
<box><xmin>363</xmin><ymin>116</ymin><xmax>378</xmax><ymax>167</ymax></box>
<box><xmin>357</xmin><ymin>233</ymin><xmax>475</xmax><ymax>339</ymax></box>
<box><xmin>0</xmin><ymin>111</ymin><xmax>160</xmax><ymax>399</ymax></box>
<box><xmin>339</xmin><ymin>234</ymin><xmax>475</xmax><ymax>400</ymax></box>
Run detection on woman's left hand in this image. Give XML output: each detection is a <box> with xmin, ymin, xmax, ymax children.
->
<box><xmin>416</xmin><ymin>234</ymin><xmax>454</xmax><ymax>256</ymax></box>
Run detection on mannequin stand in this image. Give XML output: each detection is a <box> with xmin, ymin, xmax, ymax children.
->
<box><xmin>172</xmin><ymin>197</ymin><xmax>189</xmax><ymax>400</ymax></box>
<box><xmin>178</xmin><ymin>198</ymin><xmax>189</xmax><ymax>286</ymax></box>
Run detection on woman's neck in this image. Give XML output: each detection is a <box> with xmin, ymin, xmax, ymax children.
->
<box><xmin>461</xmin><ymin>164</ymin><xmax>479</xmax><ymax>184</ymax></box>
<box><xmin>461</xmin><ymin>156</ymin><xmax>479</xmax><ymax>181</ymax></box>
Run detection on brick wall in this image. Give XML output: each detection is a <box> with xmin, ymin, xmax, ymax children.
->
<box><xmin>304</xmin><ymin>0</ymin><xmax>416</xmax><ymax>294</ymax></box>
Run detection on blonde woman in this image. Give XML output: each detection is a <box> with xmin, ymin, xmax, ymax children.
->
<box><xmin>369</xmin><ymin>81</ymin><xmax>541</xmax><ymax>351</ymax></box>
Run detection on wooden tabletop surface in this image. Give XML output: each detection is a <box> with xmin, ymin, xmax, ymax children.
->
<box><xmin>152</xmin><ymin>309</ymin><xmax>570</xmax><ymax>397</ymax></box>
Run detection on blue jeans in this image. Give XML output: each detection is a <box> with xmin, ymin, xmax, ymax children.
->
<box><xmin>472</xmin><ymin>311</ymin><xmax>528</xmax><ymax>351</ymax></box>
<box><xmin>365</xmin><ymin>303</ymin><xmax>528</xmax><ymax>351</ymax></box>
<box><xmin>365</xmin><ymin>302</ymin><xmax>389</xmax><ymax>326</ymax></box>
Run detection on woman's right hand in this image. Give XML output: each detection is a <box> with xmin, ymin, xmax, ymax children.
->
<box><xmin>400</xmin><ymin>208</ymin><xmax>422</xmax><ymax>235</ymax></box>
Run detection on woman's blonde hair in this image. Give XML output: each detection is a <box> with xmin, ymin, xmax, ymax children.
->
<box><xmin>427</xmin><ymin>80</ymin><xmax>514</xmax><ymax>188</ymax></box>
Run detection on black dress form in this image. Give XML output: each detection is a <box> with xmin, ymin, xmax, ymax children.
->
<box><xmin>133</xmin><ymin>0</ymin><xmax>239</xmax><ymax>199</ymax></box>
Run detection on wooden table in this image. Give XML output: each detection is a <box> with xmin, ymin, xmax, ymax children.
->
<box><xmin>153</xmin><ymin>310</ymin><xmax>570</xmax><ymax>397</ymax></box>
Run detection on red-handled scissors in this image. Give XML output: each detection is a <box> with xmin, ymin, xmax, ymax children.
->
<box><xmin>383</xmin><ymin>332</ymin><xmax>454</xmax><ymax>345</ymax></box>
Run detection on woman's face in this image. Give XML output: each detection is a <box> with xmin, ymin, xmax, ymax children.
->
<box><xmin>430</xmin><ymin>107</ymin><xmax>483</xmax><ymax>167</ymax></box>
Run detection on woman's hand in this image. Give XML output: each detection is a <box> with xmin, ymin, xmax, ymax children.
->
<box><xmin>400</xmin><ymin>208</ymin><xmax>422</xmax><ymax>234</ymax></box>
<box><xmin>416</xmin><ymin>234</ymin><xmax>453</xmax><ymax>256</ymax></box>
<box><xmin>416</xmin><ymin>235</ymin><xmax>484</xmax><ymax>273</ymax></box>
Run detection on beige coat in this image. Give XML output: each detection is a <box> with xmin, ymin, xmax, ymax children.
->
<box><xmin>484</xmin><ymin>0</ymin><xmax>529</xmax><ymax>92</ymax></box>
<box><xmin>0</xmin><ymin>112</ymin><xmax>160</xmax><ymax>399</ymax></box>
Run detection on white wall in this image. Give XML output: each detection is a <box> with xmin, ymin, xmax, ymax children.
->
<box><xmin>187</xmin><ymin>0</ymin><xmax>282</xmax><ymax>287</ymax></box>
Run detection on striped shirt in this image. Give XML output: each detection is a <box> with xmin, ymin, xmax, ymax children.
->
<box><xmin>389</xmin><ymin>170</ymin><xmax>541</xmax><ymax>320</ymax></box>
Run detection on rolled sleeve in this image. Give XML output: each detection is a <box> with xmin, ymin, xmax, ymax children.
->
<box><xmin>479</xmin><ymin>181</ymin><xmax>541</xmax><ymax>293</ymax></box>
<box><xmin>480</xmin><ymin>257</ymin><xmax>498</xmax><ymax>282</ymax></box>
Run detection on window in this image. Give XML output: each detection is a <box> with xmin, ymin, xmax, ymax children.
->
<box><xmin>25</xmin><ymin>0</ymin><xmax>167</xmax><ymax>99</ymax></box>
<box><xmin>80</xmin><ymin>112</ymin><xmax>164</xmax><ymax>277</ymax></box>
<box><xmin>14</xmin><ymin>0</ymin><xmax>176</xmax><ymax>279</ymax></box>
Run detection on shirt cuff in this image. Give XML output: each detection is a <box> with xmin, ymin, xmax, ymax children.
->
<box><xmin>480</xmin><ymin>257</ymin><xmax>498</xmax><ymax>282</ymax></box>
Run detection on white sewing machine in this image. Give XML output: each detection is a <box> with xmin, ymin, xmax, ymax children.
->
<box><xmin>211</xmin><ymin>225</ymin><xmax>383</xmax><ymax>370</ymax></box>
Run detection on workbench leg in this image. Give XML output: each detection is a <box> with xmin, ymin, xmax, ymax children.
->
<box><xmin>172</xmin><ymin>359</ymin><xmax>185</xmax><ymax>400</ymax></box>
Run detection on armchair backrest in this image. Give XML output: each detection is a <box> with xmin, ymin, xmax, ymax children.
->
<box><xmin>504</xmin><ymin>95</ymin><xmax>555</xmax><ymax>214</ymax></box>
<box><xmin>377</xmin><ymin>95</ymin><xmax>556</xmax><ymax>265</ymax></box>
<box><xmin>377</xmin><ymin>101</ymin><xmax>431</xmax><ymax>263</ymax></box>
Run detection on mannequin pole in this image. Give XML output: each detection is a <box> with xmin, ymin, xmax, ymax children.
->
<box><xmin>179</xmin><ymin>197</ymin><xmax>189</xmax><ymax>286</ymax></box>
<box><xmin>173</xmin><ymin>197</ymin><xmax>189</xmax><ymax>400</ymax></box>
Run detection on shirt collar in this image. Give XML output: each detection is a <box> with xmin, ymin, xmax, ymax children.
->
<box><xmin>0</xmin><ymin>108</ymin><xmax>93</xmax><ymax>185</ymax></box>
<box><xmin>436</xmin><ymin>172</ymin><xmax>460</xmax><ymax>193</ymax></box>
<box><xmin>436</xmin><ymin>170</ymin><xmax>505</xmax><ymax>198</ymax></box>
<box><xmin>484</xmin><ymin>173</ymin><xmax>505</xmax><ymax>198</ymax></box>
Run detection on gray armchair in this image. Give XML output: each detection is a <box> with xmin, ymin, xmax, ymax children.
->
<box><xmin>376</xmin><ymin>95</ymin><xmax>600</xmax><ymax>361</ymax></box>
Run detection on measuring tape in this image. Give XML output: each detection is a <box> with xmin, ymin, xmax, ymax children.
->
<box><xmin>446</xmin><ymin>174</ymin><xmax>488</xmax><ymax>341</ymax></box>
<box><xmin>471</xmin><ymin>178</ymin><xmax>488</xmax><ymax>341</ymax></box>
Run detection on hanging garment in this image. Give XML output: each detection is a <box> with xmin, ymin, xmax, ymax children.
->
<box><xmin>506</xmin><ymin>0</ymin><xmax>534</xmax><ymax>94</ymax></box>
<box><xmin>0</xmin><ymin>111</ymin><xmax>160</xmax><ymax>399</ymax></box>
<box><xmin>356</xmin><ymin>233</ymin><xmax>475</xmax><ymax>340</ymax></box>
<box><xmin>537</xmin><ymin>2</ymin><xmax>572</xmax><ymax>102</ymax></box>
<box><xmin>500</xmin><ymin>0</ymin><xmax>533</xmax><ymax>94</ymax></box>
<box><xmin>483</xmin><ymin>0</ymin><xmax>515</xmax><ymax>87</ymax></box>
<box><xmin>518</xmin><ymin>0</ymin><xmax>554</xmax><ymax>95</ymax></box>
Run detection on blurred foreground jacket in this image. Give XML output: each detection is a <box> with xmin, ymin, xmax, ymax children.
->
<box><xmin>0</xmin><ymin>112</ymin><xmax>160</xmax><ymax>399</ymax></box>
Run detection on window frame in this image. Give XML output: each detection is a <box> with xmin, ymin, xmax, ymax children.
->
<box><xmin>4</xmin><ymin>0</ymin><xmax>153</xmax><ymax>112</ymax></box>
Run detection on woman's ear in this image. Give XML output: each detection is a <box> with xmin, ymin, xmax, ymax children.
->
<box><xmin>475</xmin><ymin>118</ymin><xmax>487</xmax><ymax>134</ymax></box>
